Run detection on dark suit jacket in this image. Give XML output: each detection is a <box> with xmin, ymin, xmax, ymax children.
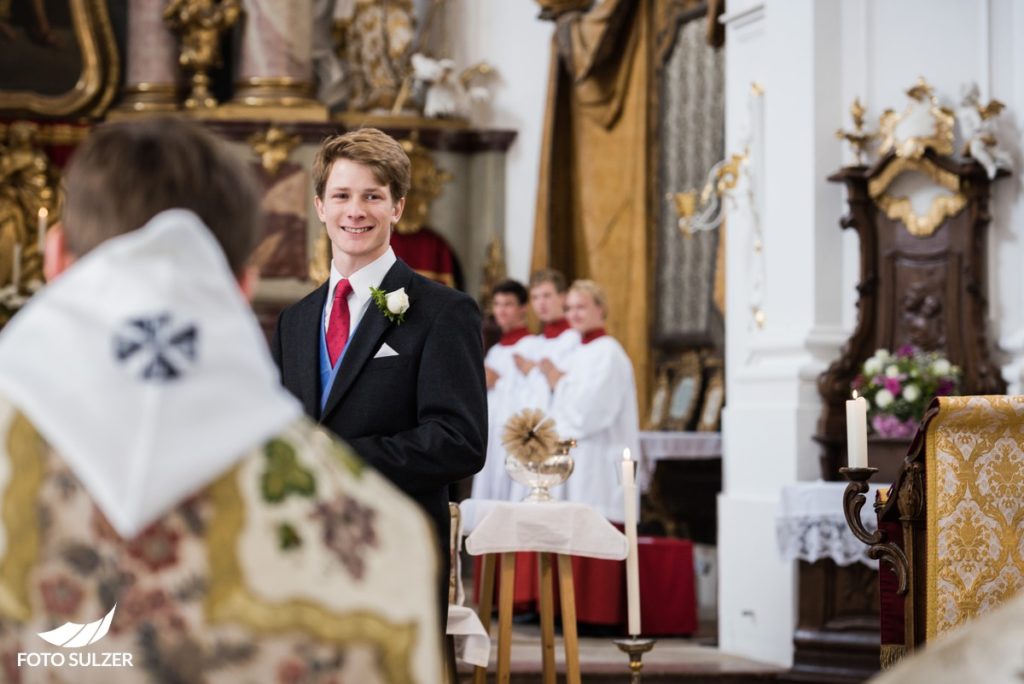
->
<box><xmin>270</xmin><ymin>258</ymin><xmax>487</xmax><ymax>557</ymax></box>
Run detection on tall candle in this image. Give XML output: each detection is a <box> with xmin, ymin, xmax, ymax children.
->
<box><xmin>846</xmin><ymin>393</ymin><xmax>868</xmax><ymax>468</ymax></box>
<box><xmin>11</xmin><ymin>243</ymin><xmax>21</xmax><ymax>288</ymax></box>
<box><xmin>621</xmin><ymin>447</ymin><xmax>641</xmax><ymax>636</ymax></box>
<box><xmin>37</xmin><ymin>207</ymin><xmax>48</xmax><ymax>256</ymax></box>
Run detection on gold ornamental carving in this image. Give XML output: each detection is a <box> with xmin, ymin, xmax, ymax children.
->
<box><xmin>247</xmin><ymin>125</ymin><xmax>301</xmax><ymax>177</ymax></box>
<box><xmin>836</xmin><ymin>98</ymin><xmax>876</xmax><ymax>165</ymax></box>
<box><xmin>868</xmin><ymin>156</ymin><xmax>966</xmax><ymax>237</ymax></box>
<box><xmin>479</xmin><ymin>236</ymin><xmax>507</xmax><ymax>309</ymax></box>
<box><xmin>395</xmin><ymin>136</ymin><xmax>452</xmax><ymax>235</ymax></box>
<box><xmin>164</xmin><ymin>0</ymin><xmax>241</xmax><ymax>110</ymax></box>
<box><xmin>0</xmin><ymin>122</ymin><xmax>59</xmax><ymax>324</ymax></box>
<box><xmin>878</xmin><ymin>78</ymin><xmax>955</xmax><ymax>160</ymax></box>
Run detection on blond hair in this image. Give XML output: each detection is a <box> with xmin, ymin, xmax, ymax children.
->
<box><xmin>312</xmin><ymin>128</ymin><xmax>411</xmax><ymax>201</ymax></box>
<box><xmin>568</xmin><ymin>279</ymin><xmax>608</xmax><ymax>317</ymax></box>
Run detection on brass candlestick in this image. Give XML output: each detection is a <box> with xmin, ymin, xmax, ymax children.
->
<box><xmin>613</xmin><ymin>637</ymin><xmax>656</xmax><ymax>683</ymax></box>
<box><xmin>839</xmin><ymin>466</ymin><xmax>909</xmax><ymax>594</ymax></box>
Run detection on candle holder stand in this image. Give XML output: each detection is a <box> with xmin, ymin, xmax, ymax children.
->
<box><xmin>839</xmin><ymin>466</ymin><xmax>909</xmax><ymax>594</ymax></box>
<box><xmin>612</xmin><ymin>636</ymin><xmax>656</xmax><ymax>683</ymax></box>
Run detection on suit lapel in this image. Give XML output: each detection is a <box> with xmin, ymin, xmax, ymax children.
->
<box><xmin>296</xmin><ymin>282</ymin><xmax>328</xmax><ymax>419</ymax></box>
<box><xmin>321</xmin><ymin>260</ymin><xmax>414</xmax><ymax>422</ymax></box>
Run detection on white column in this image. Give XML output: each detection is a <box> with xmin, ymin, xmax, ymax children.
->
<box><xmin>718</xmin><ymin>0</ymin><xmax>843</xmax><ymax>666</ymax></box>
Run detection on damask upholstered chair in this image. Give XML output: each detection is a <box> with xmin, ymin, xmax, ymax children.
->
<box><xmin>876</xmin><ymin>395</ymin><xmax>1024</xmax><ymax>666</ymax></box>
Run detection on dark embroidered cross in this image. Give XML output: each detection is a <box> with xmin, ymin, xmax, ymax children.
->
<box><xmin>114</xmin><ymin>314</ymin><xmax>199</xmax><ymax>381</ymax></box>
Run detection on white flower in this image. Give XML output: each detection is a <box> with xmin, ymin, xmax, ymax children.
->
<box><xmin>876</xmin><ymin>349</ymin><xmax>891</xmax><ymax>360</ymax></box>
<box><xmin>902</xmin><ymin>384</ymin><xmax>921</xmax><ymax>402</ymax></box>
<box><xmin>385</xmin><ymin>288</ymin><xmax>410</xmax><ymax>315</ymax></box>
<box><xmin>932</xmin><ymin>359</ymin><xmax>951</xmax><ymax>376</ymax></box>
<box><xmin>864</xmin><ymin>357</ymin><xmax>883</xmax><ymax>376</ymax></box>
<box><xmin>875</xmin><ymin>389</ymin><xmax>895</xmax><ymax>408</ymax></box>
<box><xmin>885</xmin><ymin>365</ymin><xmax>900</xmax><ymax>378</ymax></box>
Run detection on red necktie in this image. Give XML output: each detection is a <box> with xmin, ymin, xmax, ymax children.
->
<box><xmin>326</xmin><ymin>279</ymin><xmax>353</xmax><ymax>366</ymax></box>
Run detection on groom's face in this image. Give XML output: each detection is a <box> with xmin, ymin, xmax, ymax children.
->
<box><xmin>316</xmin><ymin>158</ymin><xmax>405</xmax><ymax>273</ymax></box>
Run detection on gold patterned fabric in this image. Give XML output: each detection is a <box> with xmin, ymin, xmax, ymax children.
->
<box><xmin>0</xmin><ymin>399</ymin><xmax>441</xmax><ymax>683</ymax></box>
<box><xmin>926</xmin><ymin>395</ymin><xmax>1024</xmax><ymax>639</ymax></box>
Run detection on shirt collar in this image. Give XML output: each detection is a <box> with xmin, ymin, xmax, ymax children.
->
<box><xmin>543</xmin><ymin>318</ymin><xmax>571</xmax><ymax>339</ymax></box>
<box><xmin>581</xmin><ymin>327</ymin><xmax>607</xmax><ymax>345</ymax></box>
<box><xmin>329</xmin><ymin>247</ymin><xmax>397</xmax><ymax>301</ymax></box>
<box><xmin>499</xmin><ymin>327</ymin><xmax>531</xmax><ymax>346</ymax></box>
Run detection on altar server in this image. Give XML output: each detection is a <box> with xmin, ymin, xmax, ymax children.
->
<box><xmin>472</xmin><ymin>279</ymin><xmax>531</xmax><ymax>501</ymax></box>
<box><xmin>0</xmin><ymin>118</ymin><xmax>441</xmax><ymax>681</ymax></box>
<box><xmin>513</xmin><ymin>269</ymin><xmax>581</xmax><ymax>413</ymax></box>
<box><xmin>541</xmin><ymin>279</ymin><xmax>640</xmax><ymax>521</ymax></box>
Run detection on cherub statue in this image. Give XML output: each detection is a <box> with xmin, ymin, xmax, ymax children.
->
<box><xmin>957</xmin><ymin>82</ymin><xmax>1013</xmax><ymax>180</ymax></box>
<box><xmin>411</xmin><ymin>53</ymin><xmax>493</xmax><ymax>119</ymax></box>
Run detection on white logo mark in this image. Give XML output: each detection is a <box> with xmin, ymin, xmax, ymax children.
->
<box><xmin>37</xmin><ymin>604</ymin><xmax>117</xmax><ymax>648</ymax></box>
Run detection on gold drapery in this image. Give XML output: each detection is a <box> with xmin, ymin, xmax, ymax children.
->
<box><xmin>531</xmin><ymin>0</ymin><xmax>653</xmax><ymax>415</ymax></box>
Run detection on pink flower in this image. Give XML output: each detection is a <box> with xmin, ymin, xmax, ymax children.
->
<box><xmin>871</xmin><ymin>413</ymin><xmax>918</xmax><ymax>439</ymax></box>
<box><xmin>897</xmin><ymin>344</ymin><xmax>917</xmax><ymax>359</ymax></box>
<box><xmin>884</xmin><ymin>377</ymin><xmax>902</xmax><ymax>395</ymax></box>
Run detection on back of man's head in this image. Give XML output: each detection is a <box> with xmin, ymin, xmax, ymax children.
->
<box><xmin>62</xmin><ymin>118</ymin><xmax>262</xmax><ymax>275</ymax></box>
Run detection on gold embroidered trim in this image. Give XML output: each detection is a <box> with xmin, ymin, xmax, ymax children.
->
<box><xmin>0</xmin><ymin>412</ymin><xmax>45</xmax><ymax>620</ymax></box>
<box><xmin>205</xmin><ymin>469</ymin><xmax>418</xmax><ymax>684</ymax></box>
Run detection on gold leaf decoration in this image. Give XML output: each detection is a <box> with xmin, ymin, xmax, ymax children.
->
<box><xmin>502</xmin><ymin>409</ymin><xmax>558</xmax><ymax>466</ymax></box>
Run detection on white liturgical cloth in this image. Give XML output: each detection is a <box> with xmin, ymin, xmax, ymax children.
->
<box><xmin>464</xmin><ymin>500</ymin><xmax>628</xmax><ymax>560</ymax></box>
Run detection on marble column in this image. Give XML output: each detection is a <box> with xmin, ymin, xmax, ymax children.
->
<box><xmin>229</xmin><ymin>0</ymin><xmax>325</xmax><ymax>117</ymax></box>
<box><xmin>116</xmin><ymin>0</ymin><xmax>180</xmax><ymax>112</ymax></box>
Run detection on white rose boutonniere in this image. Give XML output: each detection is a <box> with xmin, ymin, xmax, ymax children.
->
<box><xmin>370</xmin><ymin>286</ymin><xmax>410</xmax><ymax>324</ymax></box>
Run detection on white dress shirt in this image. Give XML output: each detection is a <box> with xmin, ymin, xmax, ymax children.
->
<box><xmin>323</xmin><ymin>247</ymin><xmax>398</xmax><ymax>339</ymax></box>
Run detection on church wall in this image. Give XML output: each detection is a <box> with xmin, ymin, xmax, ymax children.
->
<box><xmin>445</xmin><ymin>0</ymin><xmax>553</xmax><ymax>283</ymax></box>
<box><xmin>721</xmin><ymin>0</ymin><xmax>1024</xmax><ymax>668</ymax></box>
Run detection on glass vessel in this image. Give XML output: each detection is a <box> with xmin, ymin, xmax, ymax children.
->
<box><xmin>505</xmin><ymin>439</ymin><xmax>576</xmax><ymax>502</ymax></box>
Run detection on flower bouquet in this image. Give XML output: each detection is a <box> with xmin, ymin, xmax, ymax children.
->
<box><xmin>851</xmin><ymin>345</ymin><xmax>961</xmax><ymax>439</ymax></box>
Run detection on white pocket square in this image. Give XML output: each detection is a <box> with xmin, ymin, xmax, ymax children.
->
<box><xmin>373</xmin><ymin>343</ymin><xmax>399</xmax><ymax>359</ymax></box>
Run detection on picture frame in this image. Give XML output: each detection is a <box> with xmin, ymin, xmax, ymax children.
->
<box><xmin>0</xmin><ymin>0</ymin><xmax>119</xmax><ymax>118</ymax></box>
<box><xmin>646</xmin><ymin>369</ymin><xmax>671</xmax><ymax>429</ymax></box>
<box><xmin>696</xmin><ymin>368</ymin><xmax>724</xmax><ymax>432</ymax></box>
<box><xmin>663</xmin><ymin>351</ymin><xmax>703</xmax><ymax>430</ymax></box>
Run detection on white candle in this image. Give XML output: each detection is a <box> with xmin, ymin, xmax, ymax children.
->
<box><xmin>621</xmin><ymin>447</ymin><xmax>641</xmax><ymax>636</ymax></box>
<box><xmin>37</xmin><ymin>207</ymin><xmax>48</xmax><ymax>256</ymax></box>
<box><xmin>846</xmin><ymin>393</ymin><xmax>869</xmax><ymax>468</ymax></box>
<box><xmin>11</xmin><ymin>243</ymin><xmax>21</xmax><ymax>288</ymax></box>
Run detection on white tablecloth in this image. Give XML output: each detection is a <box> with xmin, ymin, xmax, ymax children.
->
<box><xmin>775</xmin><ymin>480</ymin><xmax>890</xmax><ymax>568</ymax></box>
<box><xmin>637</xmin><ymin>431</ymin><xmax>722</xmax><ymax>491</ymax></box>
<box><xmin>447</xmin><ymin>605</ymin><xmax>489</xmax><ymax>667</ymax></box>
<box><xmin>463</xmin><ymin>500</ymin><xmax>627</xmax><ymax>560</ymax></box>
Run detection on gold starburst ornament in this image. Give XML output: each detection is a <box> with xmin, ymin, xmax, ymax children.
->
<box><xmin>502</xmin><ymin>409</ymin><xmax>576</xmax><ymax>502</ymax></box>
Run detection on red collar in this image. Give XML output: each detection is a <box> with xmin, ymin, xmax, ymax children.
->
<box><xmin>499</xmin><ymin>327</ymin><xmax>531</xmax><ymax>346</ymax></box>
<box><xmin>581</xmin><ymin>328</ymin><xmax>607</xmax><ymax>345</ymax></box>
<box><xmin>543</xmin><ymin>318</ymin><xmax>571</xmax><ymax>339</ymax></box>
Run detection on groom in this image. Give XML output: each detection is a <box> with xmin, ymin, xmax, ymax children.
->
<box><xmin>271</xmin><ymin>128</ymin><xmax>487</xmax><ymax>590</ymax></box>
